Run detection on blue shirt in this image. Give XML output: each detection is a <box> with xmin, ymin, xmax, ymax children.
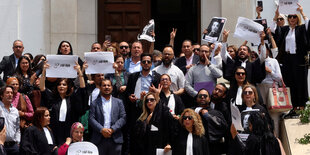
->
<box><xmin>101</xmin><ymin>96</ymin><xmax>112</xmax><ymax>128</ymax></box>
<box><xmin>140</xmin><ymin>71</ymin><xmax>152</xmax><ymax>93</ymax></box>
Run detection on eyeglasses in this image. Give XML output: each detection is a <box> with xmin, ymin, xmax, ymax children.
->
<box><xmin>163</xmin><ymin>53</ymin><xmax>173</xmax><ymax>56</ymax></box>
<box><xmin>277</xmin><ymin>18</ymin><xmax>284</xmax><ymax>21</ymax></box>
<box><xmin>235</xmin><ymin>72</ymin><xmax>245</xmax><ymax>76</ymax></box>
<box><xmin>182</xmin><ymin>116</ymin><xmax>193</xmax><ymax>120</ymax></box>
<box><xmin>142</xmin><ymin>60</ymin><xmax>151</xmax><ymax>64</ymax></box>
<box><xmin>193</xmin><ymin>48</ymin><xmax>200</xmax><ymax>52</ymax></box>
<box><xmin>200</xmin><ymin>50</ymin><xmax>209</xmax><ymax>53</ymax></box>
<box><xmin>243</xmin><ymin>91</ymin><xmax>254</xmax><ymax>95</ymax></box>
<box><xmin>161</xmin><ymin>78</ymin><xmax>169</xmax><ymax>81</ymax></box>
<box><xmin>14</xmin><ymin>46</ymin><xmax>23</xmax><ymax>48</ymax></box>
<box><xmin>198</xmin><ymin>94</ymin><xmax>208</xmax><ymax>99</ymax></box>
<box><xmin>120</xmin><ymin>46</ymin><xmax>129</xmax><ymax>49</ymax></box>
<box><xmin>288</xmin><ymin>15</ymin><xmax>297</xmax><ymax>19</ymax></box>
<box><xmin>146</xmin><ymin>98</ymin><xmax>155</xmax><ymax>103</ymax></box>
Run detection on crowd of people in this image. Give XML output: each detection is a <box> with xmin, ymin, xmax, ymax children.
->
<box><xmin>0</xmin><ymin>4</ymin><xmax>309</xmax><ymax>155</ymax></box>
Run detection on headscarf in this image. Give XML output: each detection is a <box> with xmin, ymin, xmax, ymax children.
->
<box><xmin>70</xmin><ymin>122</ymin><xmax>84</xmax><ymax>142</ymax></box>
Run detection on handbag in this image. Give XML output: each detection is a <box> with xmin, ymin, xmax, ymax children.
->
<box><xmin>267</xmin><ymin>79</ymin><xmax>292</xmax><ymax>112</ymax></box>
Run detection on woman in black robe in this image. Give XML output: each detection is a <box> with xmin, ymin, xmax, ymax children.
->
<box><xmin>172</xmin><ymin>108</ymin><xmax>209</xmax><ymax>155</ymax></box>
<box><xmin>131</xmin><ymin>92</ymin><xmax>177</xmax><ymax>155</ymax></box>
<box><xmin>20</xmin><ymin>107</ymin><xmax>57</xmax><ymax>155</ymax></box>
<box><xmin>39</xmin><ymin>61</ymin><xmax>87</xmax><ymax>145</ymax></box>
<box><xmin>273</xmin><ymin>4</ymin><xmax>310</xmax><ymax>110</ymax></box>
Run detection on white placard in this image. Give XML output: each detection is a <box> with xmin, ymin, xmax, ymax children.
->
<box><xmin>84</xmin><ymin>52</ymin><xmax>114</xmax><ymax>74</ymax></box>
<box><xmin>233</xmin><ymin>17</ymin><xmax>264</xmax><ymax>45</ymax></box>
<box><xmin>138</xmin><ymin>19</ymin><xmax>155</xmax><ymax>42</ymax></box>
<box><xmin>67</xmin><ymin>142</ymin><xmax>99</xmax><ymax>155</ymax></box>
<box><xmin>46</xmin><ymin>55</ymin><xmax>78</xmax><ymax>78</ymax></box>
<box><xmin>202</xmin><ymin>17</ymin><xmax>227</xmax><ymax>43</ymax></box>
<box><xmin>230</xmin><ymin>103</ymin><xmax>244</xmax><ymax>131</ymax></box>
<box><xmin>279</xmin><ymin>0</ymin><xmax>299</xmax><ymax>15</ymax></box>
<box><xmin>156</xmin><ymin>149</ymin><xmax>172</xmax><ymax>155</ymax></box>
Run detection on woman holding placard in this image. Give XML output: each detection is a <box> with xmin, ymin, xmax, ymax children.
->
<box><xmin>272</xmin><ymin>4</ymin><xmax>309</xmax><ymax>113</ymax></box>
<box><xmin>39</xmin><ymin>61</ymin><xmax>88</xmax><ymax>146</ymax></box>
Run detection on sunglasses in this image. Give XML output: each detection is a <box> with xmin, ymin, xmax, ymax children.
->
<box><xmin>182</xmin><ymin>116</ymin><xmax>193</xmax><ymax>120</ymax></box>
<box><xmin>288</xmin><ymin>15</ymin><xmax>297</xmax><ymax>19</ymax></box>
<box><xmin>198</xmin><ymin>94</ymin><xmax>208</xmax><ymax>99</ymax></box>
<box><xmin>120</xmin><ymin>46</ymin><xmax>129</xmax><ymax>49</ymax></box>
<box><xmin>146</xmin><ymin>98</ymin><xmax>155</xmax><ymax>103</ymax></box>
<box><xmin>277</xmin><ymin>18</ymin><xmax>284</xmax><ymax>21</ymax></box>
<box><xmin>235</xmin><ymin>72</ymin><xmax>245</xmax><ymax>76</ymax></box>
<box><xmin>161</xmin><ymin>78</ymin><xmax>169</xmax><ymax>81</ymax></box>
<box><xmin>243</xmin><ymin>91</ymin><xmax>254</xmax><ymax>95</ymax></box>
<box><xmin>193</xmin><ymin>48</ymin><xmax>200</xmax><ymax>52</ymax></box>
<box><xmin>142</xmin><ymin>60</ymin><xmax>151</xmax><ymax>64</ymax></box>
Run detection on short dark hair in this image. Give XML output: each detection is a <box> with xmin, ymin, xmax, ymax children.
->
<box><xmin>182</xmin><ymin>40</ymin><xmax>192</xmax><ymax>46</ymax></box>
<box><xmin>99</xmin><ymin>79</ymin><xmax>112</xmax><ymax>87</ymax></box>
<box><xmin>140</xmin><ymin>53</ymin><xmax>153</xmax><ymax>62</ymax></box>
<box><xmin>0</xmin><ymin>85</ymin><xmax>14</xmax><ymax>97</ymax></box>
<box><xmin>217</xmin><ymin>83</ymin><xmax>228</xmax><ymax>95</ymax></box>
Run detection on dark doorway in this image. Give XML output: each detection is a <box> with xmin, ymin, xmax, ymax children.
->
<box><xmin>151</xmin><ymin>0</ymin><xmax>201</xmax><ymax>56</ymax></box>
<box><xmin>98</xmin><ymin>0</ymin><xmax>151</xmax><ymax>45</ymax></box>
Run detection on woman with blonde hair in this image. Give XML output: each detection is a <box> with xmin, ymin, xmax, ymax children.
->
<box><xmin>131</xmin><ymin>92</ymin><xmax>176</xmax><ymax>155</ymax></box>
<box><xmin>272</xmin><ymin>4</ymin><xmax>309</xmax><ymax>113</ymax></box>
<box><xmin>172</xmin><ymin>108</ymin><xmax>209</xmax><ymax>155</ymax></box>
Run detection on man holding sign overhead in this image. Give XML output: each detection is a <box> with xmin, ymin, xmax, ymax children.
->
<box><xmin>220</xmin><ymin>18</ymin><xmax>267</xmax><ymax>85</ymax></box>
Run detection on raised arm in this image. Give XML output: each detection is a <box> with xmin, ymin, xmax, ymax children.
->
<box><xmin>148</xmin><ymin>31</ymin><xmax>155</xmax><ymax>54</ymax></box>
<box><xmin>259</xmin><ymin>31</ymin><xmax>266</xmax><ymax>63</ymax></box>
<box><xmin>39</xmin><ymin>61</ymin><xmax>49</xmax><ymax>91</ymax></box>
<box><xmin>297</xmin><ymin>3</ymin><xmax>309</xmax><ymax>30</ymax></box>
<box><xmin>169</xmin><ymin>28</ymin><xmax>177</xmax><ymax>49</ymax></box>
<box><xmin>74</xmin><ymin>61</ymin><xmax>85</xmax><ymax>88</ymax></box>
<box><xmin>220</xmin><ymin>29</ymin><xmax>232</xmax><ymax>63</ymax></box>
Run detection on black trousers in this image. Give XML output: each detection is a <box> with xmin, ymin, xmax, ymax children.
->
<box><xmin>281</xmin><ymin>53</ymin><xmax>308</xmax><ymax>107</ymax></box>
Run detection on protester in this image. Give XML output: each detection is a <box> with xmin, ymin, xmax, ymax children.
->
<box><xmin>172</xmin><ymin>108</ymin><xmax>209</xmax><ymax>155</ymax></box>
<box><xmin>40</xmin><ymin>61</ymin><xmax>87</xmax><ymax>145</ymax></box>
<box><xmin>272</xmin><ymin>4</ymin><xmax>309</xmax><ymax>113</ymax></box>
<box><xmin>132</xmin><ymin>92</ymin><xmax>176</xmax><ymax>155</ymax></box>
<box><xmin>58</xmin><ymin>122</ymin><xmax>85</xmax><ymax>155</ymax></box>
<box><xmin>6</xmin><ymin>77</ymin><xmax>34</xmax><ymax>129</ymax></box>
<box><xmin>20</xmin><ymin>107</ymin><xmax>58</xmax><ymax>154</ymax></box>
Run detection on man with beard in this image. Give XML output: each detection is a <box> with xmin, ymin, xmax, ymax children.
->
<box><xmin>210</xmin><ymin>83</ymin><xmax>230</xmax><ymax>123</ymax></box>
<box><xmin>124</xmin><ymin>53</ymin><xmax>161</xmax><ymax>154</ymax></box>
<box><xmin>119</xmin><ymin>41</ymin><xmax>130</xmax><ymax>59</ymax></box>
<box><xmin>185</xmin><ymin>44</ymin><xmax>222</xmax><ymax>98</ymax></box>
<box><xmin>194</xmin><ymin>89</ymin><xmax>228</xmax><ymax>155</ymax></box>
<box><xmin>153</xmin><ymin>45</ymin><xmax>185</xmax><ymax>95</ymax></box>
<box><xmin>220</xmin><ymin>30</ymin><xmax>266</xmax><ymax>84</ymax></box>
<box><xmin>89</xmin><ymin>79</ymin><xmax>126</xmax><ymax>155</ymax></box>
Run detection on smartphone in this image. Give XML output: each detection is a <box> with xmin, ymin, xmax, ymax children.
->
<box><xmin>105</xmin><ymin>35</ymin><xmax>111</xmax><ymax>42</ymax></box>
<box><xmin>35</xmin><ymin>68</ymin><xmax>43</xmax><ymax>77</ymax></box>
<box><xmin>0</xmin><ymin>117</ymin><xmax>4</xmax><ymax>131</ymax></box>
<box><xmin>257</xmin><ymin>1</ymin><xmax>263</xmax><ymax>11</ymax></box>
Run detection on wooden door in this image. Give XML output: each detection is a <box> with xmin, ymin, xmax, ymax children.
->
<box><xmin>98</xmin><ymin>0</ymin><xmax>151</xmax><ymax>45</ymax></box>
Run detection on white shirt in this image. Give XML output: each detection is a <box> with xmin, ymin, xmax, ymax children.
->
<box><xmin>153</xmin><ymin>63</ymin><xmax>185</xmax><ymax>92</ymax></box>
<box><xmin>261</xmin><ymin>57</ymin><xmax>282</xmax><ymax>84</ymax></box>
<box><xmin>285</xmin><ymin>28</ymin><xmax>296</xmax><ymax>54</ymax></box>
<box><xmin>0</xmin><ymin>101</ymin><xmax>20</xmax><ymax>143</ymax></box>
<box><xmin>101</xmin><ymin>96</ymin><xmax>112</xmax><ymax>128</ymax></box>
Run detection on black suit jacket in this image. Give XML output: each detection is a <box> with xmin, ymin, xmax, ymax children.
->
<box><xmin>125</xmin><ymin>71</ymin><xmax>161</xmax><ymax>127</ymax></box>
<box><xmin>223</xmin><ymin>57</ymin><xmax>265</xmax><ymax>84</ymax></box>
<box><xmin>174</xmin><ymin>54</ymin><xmax>200</xmax><ymax>75</ymax></box>
<box><xmin>0</xmin><ymin>54</ymin><xmax>16</xmax><ymax>81</ymax></box>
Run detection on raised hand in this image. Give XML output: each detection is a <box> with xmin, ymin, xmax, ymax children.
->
<box><xmin>170</xmin><ymin>28</ymin><xmax>177</xmax><ymax>40</ymax></box>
